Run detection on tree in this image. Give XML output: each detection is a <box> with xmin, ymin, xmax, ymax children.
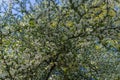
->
<box><xmin>0</xmin><ymin>0</ymin><xmax>120</xmax><ymax>80</ymax></box>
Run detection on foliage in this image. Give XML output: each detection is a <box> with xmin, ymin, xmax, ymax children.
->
<box><xmin>0</xmin><ymin>0</ymin><xmax>120</xmax><ymax>80</ymax></box>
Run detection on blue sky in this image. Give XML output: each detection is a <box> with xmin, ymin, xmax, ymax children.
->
<box><xmin>0</xmin><ymin>0</ymin><xmax>60</xmax><ymax>4</ymax></box>
<box><xmin>0</xmin><ymin>0</ymin><xmax>119</xmax><ymax>14</ymax></box>
<box><xmin>0</xmin><ymin>0</ymin><xmax>61</xmax><ymax>11</ymax></box>
<box><xmin>0</xmin><ymin>0</ymin><xmax>36</xmax><ymax>6</ymax></box>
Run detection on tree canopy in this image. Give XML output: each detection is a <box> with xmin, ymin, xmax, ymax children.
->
<box><xmin>0</xmin><ymin>0</ymin><xmax>120</xmax><ymax>80</ymax></box>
